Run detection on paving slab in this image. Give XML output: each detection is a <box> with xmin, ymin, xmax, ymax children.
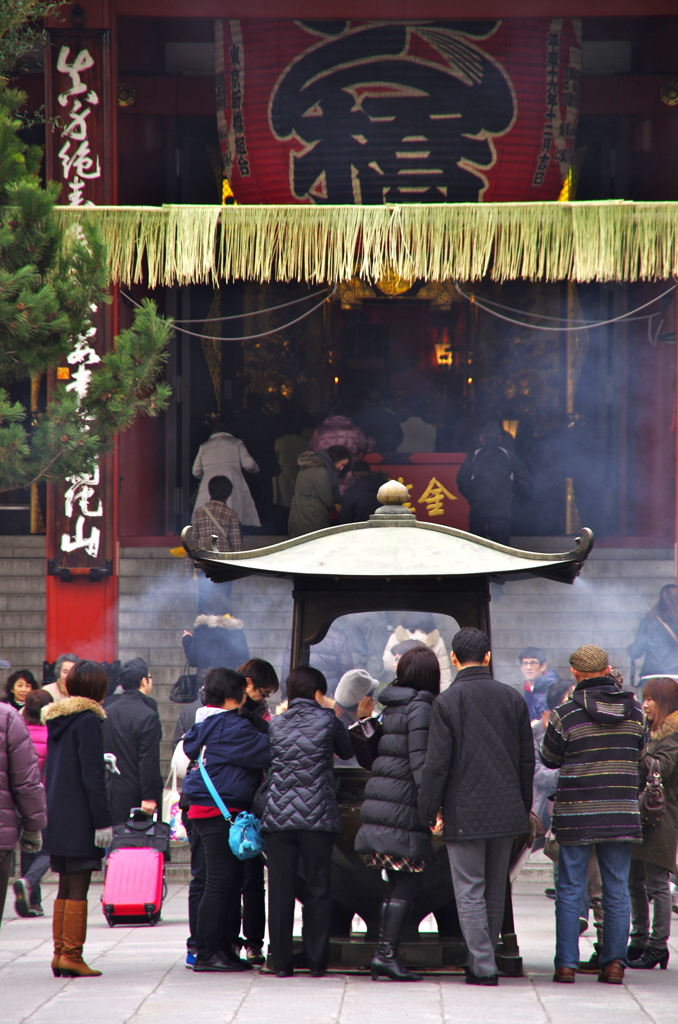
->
<box><xmin>2</xmin><ymin>880</ymin><xmax>678</xmax><ymax>1024</ymax></box>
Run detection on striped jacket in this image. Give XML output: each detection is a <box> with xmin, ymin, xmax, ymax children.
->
<box><xmin>540</xmin><ymin>676</ymin><xmax>646</xmax><ymax>845</ymax></box>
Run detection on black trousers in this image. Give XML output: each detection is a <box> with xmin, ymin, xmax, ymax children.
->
<box><xmin>0</xmin><ymin>849</ymin><xmax>12</xmax><ymax>928</ymax></box>
<box><xmin>266</xmin><ymin>829</ymin><xmax>334</xmax><ymax>974</ymax></box>
<box><xmin>192</xmin><ymin>816</ymin><xmax>242</xmax><ymax>958</ymax></box>
<box><xmin>185</xmin><ymin>819</ymin><xmax>206</xmax><ymax>951</ymax></box>
<box><xmin>469</xmin><ymin>513</ymin><xmax>511</xmax><ymax>546</ymax></box>
<box><xmin>229</xmin><ymin>854</ymin><xmax>266</xmax><ymax>946</ymax></box>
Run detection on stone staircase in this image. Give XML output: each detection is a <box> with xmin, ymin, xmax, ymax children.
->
<box><xmin>0</xmin><ymin>535</ymin><xmax>46</xmax><ymax>680</ymax></box>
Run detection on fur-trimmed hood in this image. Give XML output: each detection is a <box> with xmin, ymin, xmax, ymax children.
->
<box><xmin>42</xmin><ymin>696</ymin><xmax>106</xmax><ymax>724</ymax></box>
<box><xmin>297</xmin><ymin>449</ymin><xmax>325</xmax><ymax>470</ymax></box>
<box><xmin>394</xmin><ymin>625</ymin><xmax>440</xmax><ymax>648</ymax></box>
<box><xmin>192</xmin><ymin>613</ymin><xmax>244</xmax><ymax>630</ymax></box>
<box><xmin>651</xmin><ymin>709</ymin><xmax>678</xmax><ymax>741</ymax></box>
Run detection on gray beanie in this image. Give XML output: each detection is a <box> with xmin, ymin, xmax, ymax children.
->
<box><xmin>335</xmin><ymin>669</ymin><xmax>378</xmax><ymax>708</ymax></box>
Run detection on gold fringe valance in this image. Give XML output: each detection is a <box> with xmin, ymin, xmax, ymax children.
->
<box><xmin>52</xmin><ymin>201</ymin><xmax>678</xmax><ymax>287</ymax></box>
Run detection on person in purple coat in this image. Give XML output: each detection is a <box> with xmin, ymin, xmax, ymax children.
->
<box><xmin>0</xmin><ymin>701</ymin><xmax>46</xmax><ymax>930</ymax></box>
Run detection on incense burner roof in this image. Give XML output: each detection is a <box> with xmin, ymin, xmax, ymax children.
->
<box><xmin>182</xmin><ymin>482</ymin><xmax>593</xmax><ymax>586</ymax></box>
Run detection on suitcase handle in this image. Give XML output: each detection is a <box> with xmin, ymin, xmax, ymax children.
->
<box><xmin>129</xmin><ymin>807</ymin><xmax>158</xmax><ymax>823</ymax></box>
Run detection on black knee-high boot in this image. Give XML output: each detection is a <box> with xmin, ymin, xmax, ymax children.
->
<box><xmin>370</xmin><ymin>898</ymin><xmax>422</xmax><ymax>981</ymax></box>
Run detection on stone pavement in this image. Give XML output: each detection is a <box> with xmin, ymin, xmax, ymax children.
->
<box><xmin>1</xmin><ymin>880</ymin><xmax>677</xmax><ymax>1024</ymax></box>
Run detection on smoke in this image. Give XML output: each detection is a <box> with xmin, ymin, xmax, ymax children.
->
<box><xmin>490</xmin><ymin>551</ymin><xmax>674</xmax><ymax>691</ymax></box>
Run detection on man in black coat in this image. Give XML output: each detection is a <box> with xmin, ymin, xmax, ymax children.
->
<box><xmin>419</xmin><ymin>627</ymin><xmax>534</xmax><ymax>985</ymax></box>
<box><xmin>456</xmin><ymin>421</ymin><xmax>530</xmax><ymax>545</ymax></box>
<box><xmin>102</xmin><ymin>658</ymin><xmax>163</xmax><ymax>823</ymax></box>
<box><xmin>337</xmin><ymin>462</ymin><xmax>389</xmax><ymax>525</ymax></box>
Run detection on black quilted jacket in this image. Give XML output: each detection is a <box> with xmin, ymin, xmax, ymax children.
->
<box><xmin>355</xmin><ymin>685</ymin><xmax>435</xmax><ymax>861</ymax></box>
<box><xmin>419</xmin><ymin>666</ymin><xmax>534</xmax><ymax>842</ymax></box>
<box><xmin>261</xmin><ymin>698</ymin><xmax>352</xmax><ymax>833</ymax></box>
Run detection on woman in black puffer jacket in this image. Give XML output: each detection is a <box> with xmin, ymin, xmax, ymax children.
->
<box><xmin>355</xmin><ymin>646</ymin><xmax>440</xmax><ymax>981</ymax></box>
<box><xmin>261</xmin><ymin>666</ymin><xmax>352</xmax><ymax>977</ymax></box>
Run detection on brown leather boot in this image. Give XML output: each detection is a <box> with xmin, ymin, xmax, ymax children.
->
<box><xmin>58</xmin><ymin>900</ymin><xmax>102</xmax><ymax>977</ymax></box>
<box><xmin>51</xmin><ymin>899</ymin><xmax>66</xmax><ymax>976</ymax></box>
<box><xmin>598</xmin><ymin>960</ymin><xmax>625</xmax><ymax>984</ymax></box>
<box><xmin>553</xmin><ymin>966</ymin><xmax>576</xmax><ymax>983</ymax></box>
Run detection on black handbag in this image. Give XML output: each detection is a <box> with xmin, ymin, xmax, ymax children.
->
<box><xmin>639</xmin><ymin>756</ymin><xmax>666</xmax><ymax>828</ymax></box>
<box><xmin>348</xmin><ymin>715</ymin><xmax>383</xmax><ymax>770</ymax></box>
<box><xmin>252</xmin><ymin>776</ymin><xmax>271</xmax><ymax>819</ymax></box>
<box><xmin>169</xmin><ymin>663</ymin><xmax>198</xmax><ymax>704</ymax></box>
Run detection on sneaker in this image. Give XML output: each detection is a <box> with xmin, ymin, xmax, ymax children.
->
<box><xmin>193</xmin><ymin>952</ymin><xmax>251</xmax><ymax>973</ymax></box>
<box><xmin>185</xmin><ymin>950</ymin><xmax>197</xmax><ymax>968</ymax></box>
<box><xmin>27</xmin><ymin>905</ymin><xmax>44</xmax><ymax>918</ymax></box>
<box><xmin>578</xmin><ymin>952</ymin><xmax>600</xmax><ymax>973</ymax></box>
<box><xmin>12</xmin><ymin>879</ymin><xmax>31</xmax><ymax>918</ymax></box>
<box><xmin>245</xmin><ymin>944</ymin><xmax>266</xmax><ymax>966</ymax></box>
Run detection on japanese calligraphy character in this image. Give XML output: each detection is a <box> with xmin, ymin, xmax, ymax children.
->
<box><xmin>65</xmin><ymin>363</ymin><xmax>93</xmax><ymax>401</ymax></box>
<box><xmin>56</xmin><ymin>47</ymin><xmax>98</xmax><ymax>106</ymax></box>
<box><xmin>64</xmin><ymin>465</ymin><xmax>102</xmax><ymax>519</ymax></box>
<box><xmin>60</xmin><ymin>516</ymin><xmax>101</xmax><ymax>557</ymax></box>
<box><xmin>68</xmin><ymin>338</ymin><xmax>101</xmax><ymax>367</ymax></box>
<box><xmin>270</xmin><ymin>22</ymin><xmax>514</xmax><ymax>204</ymax></box>
<box><xmin>235</xmin><ymin>136</ymin><xmax>247</xmax><ymax>156</ymax></box>
<box><xmin>58</xmin><ymin>138</ymin><xmax>101</xmax><ymax>182</ymax></box>
<box><xmin>62</xmin><ymin>99</ymin><xmax>93</xmax><ymax>142</ymax></box>
<box><xmin>230</xmin><ymin>44</ymin><xmax>240</xmax><ymax>65</ymax></box>
<box><xmin>67</xmin><ymin>176</ymin><xmax>87</xmax><ymax>206</ymax></box>
<box><xmin>418</xmin><ymin>477</ymin><xmax>456</xmax><ymax>517</ymax></box>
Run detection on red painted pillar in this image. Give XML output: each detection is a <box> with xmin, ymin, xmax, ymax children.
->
<box><xmin>44</xmin><ymin>0</ymin><xmax>119</xmax><ymax>662</ymax></box>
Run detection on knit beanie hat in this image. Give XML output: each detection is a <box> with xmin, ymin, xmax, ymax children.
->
<box><xmin>569</xmin><ymin>645</ymin><xmax>608</xmax><ymax>674</ymax></box>
<box><xmin>335</xmin><ymin>668</ymin><xmax>378</xmax><ymax>708</ymax></box>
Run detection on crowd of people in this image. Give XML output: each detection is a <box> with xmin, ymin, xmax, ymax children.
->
<box><xmin>0</xmin><ymin>622</ymin><xmax>676</xmax><ymax>989</ymax></box>
<box><xmin>187</xmin><ymin>397</ymin><xmax>534</xmax><ymax>561</ymax></box>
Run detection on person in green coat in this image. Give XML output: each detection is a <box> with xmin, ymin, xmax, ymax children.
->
<box><xmin>628</xmin><ymin>676</ymin><xmax>678</xmax><ymax>969</ymax></box>
<box><xmin>287</xmin><ymin>445</ymin><xmax>350</xmax><ymax>538</ymax></box>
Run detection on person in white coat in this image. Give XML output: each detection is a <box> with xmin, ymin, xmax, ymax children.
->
<box><xmin>192</xmin><ymin>423</ymin><xmax>261</xmax><ymax>527</ymax></box>
<box><xmin>382</xmin><ymin>612</ymin><xmax>453</xmax><ymax>690</ymax></box>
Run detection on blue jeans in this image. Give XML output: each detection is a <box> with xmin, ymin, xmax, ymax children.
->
<box><xmin>556</xmin><ymin>842</ymin><xmax>631</xmax><ymax>969</ymax></box>
<box><xmin>21</xmin><ymin>848</ymin><xmax>50</xmax><ymax>908</ymax></box>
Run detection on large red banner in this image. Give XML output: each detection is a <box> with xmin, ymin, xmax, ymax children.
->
<box><xmin>216</xmin><ymin>19</ymin><xmax>580</xmax><ymax>205</ymax></box>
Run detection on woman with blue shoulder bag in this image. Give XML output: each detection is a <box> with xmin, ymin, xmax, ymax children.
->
<box><xmin>182</xmin><ymin>667</ymin><xmax>271</xmax><ymax>973</ymax></box>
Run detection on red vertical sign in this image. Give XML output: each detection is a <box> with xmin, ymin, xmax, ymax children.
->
<box><xmin>43</xmin><ymin>28</ymin><xmax>118</xmax><ymax>662</ymax></box>
<box><xmin>45</xmin><ymin>29</ymin><xmax>112</xmax><ymax>205</ymax></box>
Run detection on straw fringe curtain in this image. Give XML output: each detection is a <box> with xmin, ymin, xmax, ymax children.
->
<box><xmin>50</xmin><ymin>202</ymin><xmax>678</xmax><ymax>287</ymax></box>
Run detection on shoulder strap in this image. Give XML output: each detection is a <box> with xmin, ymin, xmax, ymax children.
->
<box><xmin>203</xmin><ymin>507</ymin><xmax>229</xmax><ymax>541</ymax></box>
<box><xmin>656</xmin><ymin>616</ymin><xmax>678</xmax><ymax>646</ymax></box>
<box><xmin>198</xmin><ymin>749</ymin><xmax>233</xmax><ymax>823</ymax></box>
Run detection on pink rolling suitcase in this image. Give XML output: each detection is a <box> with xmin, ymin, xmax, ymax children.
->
<box><xmin>102</xmin><ymin>846</ymin><xmax>165</xmax><ymax>926</ymax></box>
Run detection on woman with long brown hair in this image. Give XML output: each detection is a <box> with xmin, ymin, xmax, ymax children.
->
<box><xmin>43</xmin><ymin>660</ymin><xmax>112</xmax><ymax>977</ymax></box>
<box><xmin>628</xmin><ymin>676</ymin><xmax>678</xmax><ymax>969</ymax></box>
